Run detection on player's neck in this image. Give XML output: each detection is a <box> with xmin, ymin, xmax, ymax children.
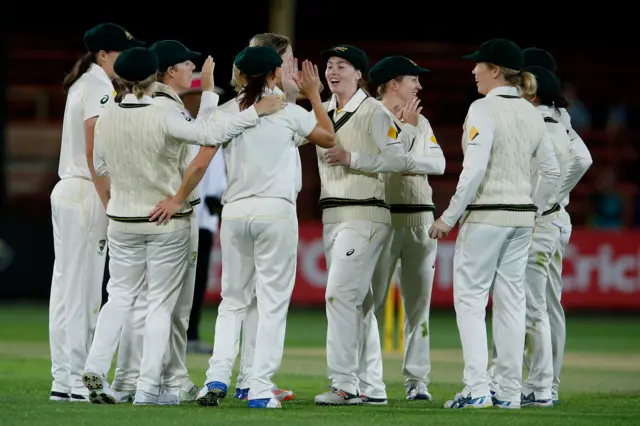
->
<box><xmin>382</xmin><ymin>96</ymin><xmax>403</xmax><ymax>120</ymax></box>
<box><xmin>336</xmin><ymin>87</ymin><xmax>358</xmax><ymax>110</ymax></box>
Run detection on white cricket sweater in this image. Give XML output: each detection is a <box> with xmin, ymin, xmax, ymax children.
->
<box><xmin>316</xmin><ymin>93</ymin><xmax>389</xmax><ymax>224</ymax></box>
<box><xmin>386</xmin><ymin>114</ymin><xmax>441</xmax><ymax>227</ymax></box>
<box><xmin>463</xmin><ymin>94</ymin><xmax>546</xmax><ymax>227</ymax></box>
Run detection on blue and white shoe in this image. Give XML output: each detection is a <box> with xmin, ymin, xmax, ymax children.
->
<box><xmin>492</xmin><ymin>395</ymin><xmax>520</xmax><ymax>409</ymax></box>
<box><xmin>196</xmin><ymin>381</ymin><xmax>227</xmax><ymax>407</ymax></box>
<box><xmin>234</xmin><ymin>388</ymin><xmax>249</xmax><ymax>400</ymax></box>
<box><xmin>248</xmin><ymin>397</ymin><xmax>281</xmax><ymax>408</ymax></box>
<box><xmin>521</xmin><ymin>392</ymin><xmax>553</xmax><ymax>407</ymax></box>
<box><xmin>444</xmin><ymin>392</ymin><xmax>492</xmax><ymax>409</ymax></box>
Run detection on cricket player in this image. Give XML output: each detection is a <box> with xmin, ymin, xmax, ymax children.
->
<box><xmin>110</xmin><ymin>40</ymin><xmax>207</xmax><ymax>403</ymax></box>
<box><xmin>196</xmin><ymin>47</ymin><xmax>335</xmax><ymax>409</ymax></box>
<box><xmin>81</xmin><ymin>48</ymin><xmax>285</xmax><ymax>405</ymax></box>
<box><xmin>49</xmin><ymin>22</ymin><xmax>144</xmax><ymax>402</ymax></box>
<box><xmin>521</xmin><ymin>48</ymin><xmax>593</xmax><ymax>404</ymax></box>
<box><xmin>358</xmin><ymin>56</ymin><xmax>444</xmax><ymax>402</ymax></box>
<box><xmin>427</xmin><ymin>38</ymin><xmax>561</xmax><ymax>409</ymax></box>
<box><xmin>517</xmin><ymin>65</ymin><xmax>571</xmax><ymax>407</ymax></box>
<box><xmin>223</xmin><ymin>32</ymin><xmax>300</xmax><ymax>403</ymax></box>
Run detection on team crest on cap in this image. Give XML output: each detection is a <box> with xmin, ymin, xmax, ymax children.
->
<box><xmin>125</xmin><ymin>31</ymin><xmax>133</xmax><ymax>40</ymax></box>
<box><xmin>409</xmin><ymin>59</ymin><xmax>418</xmax><ymax>66</ymax></box>
<box><xmin>334</xmin><ymin>46</ymin><xmax>348</xmax><ymax>51</ymax></box>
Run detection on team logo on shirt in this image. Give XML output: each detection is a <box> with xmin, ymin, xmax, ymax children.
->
<box><xmin>100</xmin><ymin>95</ymin><xmax>109</xmax><ymax>105</ymax></box>
<box><xmin>387</xmin><ymin>126</ymin><xmax>397</xmax><ymax>140</ymax></box>
<box><xmin>181</xmin><ymin>111</ymin><xmax>193</xmax><ymax>122</ymax></box>
<box><xmin>469</xmin><ymin>126</ymin><xmax>479</xmax><ymax>141</ymax></box>
<box><xmin>190</xmin><ymin>251</ymin><xmax>198</xmax><ymax>265</ymax></box>
<box><xmin>98</xmin><ymin>239</ymin><xmax>106</xmax><ymax>253</ymax></box>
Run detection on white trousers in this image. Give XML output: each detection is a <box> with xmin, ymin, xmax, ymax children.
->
<box><xmin>547</xmin><ymin>217</ymin><xmax>571</xmax><ymax>401</ymax></box>
<box><xmin>521</xmin><ymin>219</ymin><xmax>561</xmax><ymax>400</ymax></box>
<box><xmin>454</xmin><ymin>222</ymin><xmax>531</xmax><ymax>404</ymax></box>
<box><xmin>236</xmin><ymin>297</ymin><xmax>258</xmax><ymax>389</ymax></box>
<box><xmin>84</xmin><ymin>227</ymin><xmax>189</xmax><ymax>396</ymax></box>
<box><xmin>322</xmin><ymin>220</ymin><xmax>392</xmax><ymax>396</ymax></box>
<box><xmin>49</xmin><ymin>177</ymin><xmax>107</xmax><ymax>395</ymax></box>
<box><xmin>359</xmin><ymin>223</ymin><xmax>437</xmax><ymax>398</ymax></box>
<box><xmin>112</xmin><ymin>215</ymin><xmax>199</xmax><ymax>391</ymax></box>
<box><xmin>204</xmin><ymin>198</ymin><xmax>297</xmax><ymax>400</ymax></box>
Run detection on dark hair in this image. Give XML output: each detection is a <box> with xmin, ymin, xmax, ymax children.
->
<box><xmin>63</xmin><ymin>52</ymin><xmax>97</xmax><ymax>93</ymax></box>
<box><xmin>238</xmin><ymin>72</ymin><xmax>273</xmax><ymax>111</ymax></box>
<box><xmin>537</xmin><ymin>93</ymin><xmax>570</xmax><ymax>110</ymax></box>
<box><xmin>357</xmin><ymin>78</ymin><xmax>370</xmax><ymax>96</ymax></box>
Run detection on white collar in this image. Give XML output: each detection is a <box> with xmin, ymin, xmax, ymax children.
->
<box><xmin>486</xmin><ymin>86</ymin><xmax>519</xmax><ymax>98</ymax></box>
<box><xmin>88</xmin><ymin>63</ymin><xmax>113</xmax><ymax>87</ymax></box>
<box><xmin>122</xmin><ymin>93</ymin><xmax>153</xmax><ymax>104</ymax></box>
<box><xmin>327</xmin><ymin>89</ymin><xmax>368</xmax><ymax>113</ymax></box>
<box><xmin>536</xmin><ymin>104</ymin><xmax>554</xmax><ymax>118</ymax></box>
<box><xmin>152</xmin><ymin>82</ymin><xmax>184</xmax><ymax>106</ymax></box>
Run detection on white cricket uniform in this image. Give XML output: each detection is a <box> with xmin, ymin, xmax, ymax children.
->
<box><xmin>518</xmin><ymin>106</ymin><xmax>571</xmax><ymax>401</ymax></box>
<box><xmin>357</xmin><ymin>113</ymin><xmax>445</xmax><ymax>396</ymax></box>
<box><xmin>49</xmin><ymin>63</ymin><xmax>114</xmax><ymax>399</ymax></box>
<box><xmin>544</xmin><ymin>107</ymin><xmax>592</xmax><ymax>401</ymax></box>
<box><xmin>203</xmin><ymin>93</ymin><xmax>316</xmax><ymax>402</ymax></box>
<box><xmin>312</xmin><ymin>89</ymin><xmax>399</xmax><ymax>399</ymax></box>
<box><xmin>111</xmin><ymin>83</ymin><xmax>204</xmax><ymax>396</ymax></box>
<box><xmin>440</xmin><ymin>86</ymin><xmax>560</xmax><ymax>406</ymax></box>
<box><xmin>217</xmin><ymin>88</ymin><xmax>303</xmax><ymax>393</ymax></box>
<box><xmin>331</xmin><ymin>103</ymin><xmax>448</xmax><ymax>400</ymax></box>
<box><xmin>85</xmin><ymin>91</ymin><xmax>260</xmax><ymax>397</ymax></box>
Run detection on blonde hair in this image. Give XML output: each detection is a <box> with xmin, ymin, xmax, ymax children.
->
<box><xmin>488</xmin><ymin>64</ymin><xmax>537</xmax><ymax>98</ymax></box>
<box><xmin>119</xmin><ymin>73</ymin><xmax>157</xmax><ymax>99</ymax></box>
<box><xmin>231</xmin><ymin>32</ymin><xmax>292</xmax><ymax>93</ymax></box>
<box><xmin>376</xmin><ymin>76</ymin><xmax>403</xmax><ymax>99</ymax></box>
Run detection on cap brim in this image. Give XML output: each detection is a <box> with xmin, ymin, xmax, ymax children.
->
<box><xmin>129</xmin><ymin>39</ymin><xmax>146</xmax><ymax>48</ymax></box>
<box><xmin>188</xmin><ymin>51</ymin><xmax>201</xmax><ymax>60</ymax></box>
<box><xmin>462</xmin><ymin>51</ymin><xmax>484</xmax><ymax>61</ymax></box>
<box><xmin>416</xmin><ymin>67</ymin><xmax>430</xmax><ymax>74</ymax></box>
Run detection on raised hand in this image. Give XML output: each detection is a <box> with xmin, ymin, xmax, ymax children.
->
<box><xmin>200</xmin><ymin>56</ymin><xmax>215</xmax><ymax>92</ymax></box>
<box><xmin>281</xmin><ymin>55</ymin><xmax>300</xmax><ymax>99</ymax></box>
<box><xmin>293</xmin><ymin>60</ymin><xmax>322</xmax><ymax>99</ymax></box>
<box><xmin>401</xmin><ymin>96</ymin><xmax>422</xmax><ymax>126</ymax></box>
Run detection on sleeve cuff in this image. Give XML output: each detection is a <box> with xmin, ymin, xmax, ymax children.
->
<box><xmin>349</xmin><ymin>152</ymin><xmax>360</xmax><ymax>168</ymax></box>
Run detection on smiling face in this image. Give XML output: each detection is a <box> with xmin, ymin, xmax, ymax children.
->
<box><xmin>325</xmin><ymin>56</ymin><xmax>361</xmax><ymax>97</ymax></box>
<box><xmin>472</xmin><ymin>62</ymin><xmax>501</xmax><ymax>95</ymax></box>
<box><xmin>392</xmin><ymin>75</ymin><xmax>422</xmax><ymax>103</ymax></box>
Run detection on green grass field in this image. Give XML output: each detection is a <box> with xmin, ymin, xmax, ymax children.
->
<box><xmin>0</xmin><ymin>304</ymin><xmax>639</xmax><ymax>425</ymax></box>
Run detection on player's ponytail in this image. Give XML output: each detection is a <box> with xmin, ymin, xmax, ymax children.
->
<box><xmin>238</xmin><ymin>72</ymin><xmax>274</xmax><ymax>111</ymax></box>
<box><xmin>63</xmin><ymin>52</ymin><xmax>96</xmax><ymax>93</ymax></box>
<box><xmin>520</xmin><ymin>71</ymin><xmax>537</xmax><ymax>99</ymax></box>
<box><xmin>117</xmin><ymin>73</ymin><xmax>157</xmax><ymax>100</ymax></box>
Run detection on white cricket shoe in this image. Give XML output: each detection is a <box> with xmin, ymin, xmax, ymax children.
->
<box><xmin>444</xmin><ymin>391</ymin><xmax>492</xmax><ymax>409</ymax></box>
<box><xmin>406</xmin><ymin>383</ymin><xmax>433</xmax><ymax>401</ymax></box>
<box><xmin>315</xmin><ymin>387</ymin><xmax>362</xmax><ymax>406</ymax></box>
<box><xmin>82</xmin><ymin>372</ymin><xmax>115</xmax><ymax>404</ymax></box>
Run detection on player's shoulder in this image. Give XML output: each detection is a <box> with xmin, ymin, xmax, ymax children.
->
<box><xmin>417</xmin><ymin>114</ymin><xmax>433</xmax><ymax>132</ymax></box>
<box><xmin>218</xmin><ymin>96</ymin><xmax>240</xmax><ymax>114</ymax></box>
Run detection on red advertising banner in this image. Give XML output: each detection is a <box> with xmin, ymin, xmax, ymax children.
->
<box><xmin>205</xmin><ymin>223</ymin><xmax>640</xmax><ymax>310</ymax></box>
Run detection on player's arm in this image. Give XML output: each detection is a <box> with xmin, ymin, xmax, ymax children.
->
<box><xmin>293</xmin><ymin>90</ymin><xmax>335</xmax><ymax>148</ymax></box>
<box><xmin>82</xmin><ymin>86</ymin><xmax>111</xmax><ymax>210</ymax></box>
<box><xmin>439</xmin><ymin>103</ymin><xmax>495</xmax><ymax>227</ymax></box>
<box><xmin>531</xmin><ymin>131</ymin><xmax>561</xmax><ymax>214</ymax></box>
<box><xmin>92</xmin><ymin>121</ymin><xmax>110</xmax><ymax>207</ymax></box>
<box><xmin>555</xmin><ymin>125</ymin><xmax>593</xmax><ymax>203</ymax></box>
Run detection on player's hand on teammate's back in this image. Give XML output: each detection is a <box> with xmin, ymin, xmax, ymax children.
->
<box><xmin>149</xmin><ymin>197</ymin><xmax>183</xmax><ymax>225</ymax></box>
<box><xmin>200</xmin><ymin>56</ymin><xmax>215</xmax><ymax>92</ymax></box>
<box><xmin>254</xmin><ymin>95</ymin><xmax>286</xmax><ymax>116</ymax></box>
<box><xmin>324</xmin><ymin>148</ymin><xmax>351</xmax><ymax>166</ymax></box>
